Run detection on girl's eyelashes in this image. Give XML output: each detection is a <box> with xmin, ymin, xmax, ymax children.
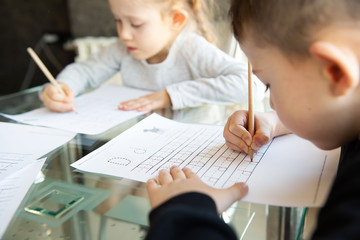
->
<box><xmin>131</xmin><ymin>23</ymin><xmax>144</xmax><ymax>28</ymax></box>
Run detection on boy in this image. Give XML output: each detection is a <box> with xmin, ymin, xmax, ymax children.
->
<box><xmin>145</xmin><ymin>0</ymin><xmax>360</xmax><ymax>239</ymax></box>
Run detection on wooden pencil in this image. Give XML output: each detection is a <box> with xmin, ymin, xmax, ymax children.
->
<box><xmin>27</xmin><ymin>47</ymin><xmax>66</xmax><ymax>96</ymax></box>
<box><xmin>27</xmin><ymin>47</ymin><xmax>77</xmax><ymax>112</ymax></box>
<box><xmin>248</xmin><ymin>60</ymin><xmax>254</xmax><ymax>162</ymax></box>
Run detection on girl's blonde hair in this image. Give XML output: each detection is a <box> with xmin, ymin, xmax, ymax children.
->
<box><xmin>153</xmin><ymin>0</ymin><xmax>218</xmax><ymax>45</ymax></box>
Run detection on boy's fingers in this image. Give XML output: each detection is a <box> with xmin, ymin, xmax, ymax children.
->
<box><xmin>228</xmin><ymin>124</ymin><xmax>252</xmax><ymax>146</ymax></box>
<box><xmin>158</xmin><ymin>169</ymin><xmax>173</xmax><ymax>185</ymax></box>
<box><xmin>146</xmin><ymin>178</ymin><xmax>160</xmax><ymax>192</ymax></box>
<box><xmin>224</xmin><ymin>129</ymin><xmax>250</xmax><ymax>151</ymax></box>
<box><xmin>225</xmin><ymin>118</ymin><xmax>252</xmax><ymax>146</ymax></box>
<box><xmin>228</xmin><ymin>182</ymin><xmax>249</xmax><ymax>200</ymax></box>
<box><xmin>217</xmin><ymin>182</ymin><xmax>249</xmax><ymax>212</ymax></box>
<box><xmin>212</xmin><ymin>182</ymin><xmax>249</xmax><ymax>213</ymax></box>
<box><xmin>183</xmin><ymin>167</ymin><xmax>197</xmax><ymax>179</ymax></box>
<box><xmin>251</xmin><ymin>131</ymin><xmax>270</xmax><ymax>151</ymax></box>
<box><xmin>229</xmin><ymin>111</ymin><xmax>248</xmax><ymax>128</ymax></box>
<box><xmin>225</xmin><ymin>140</ymin><xmax>248</xmax><ymax>153</ymax></box>
<box><xmin>170</xmin><ymin>166</ymin><xmax>186</xmax><ymax>180</ymax></box>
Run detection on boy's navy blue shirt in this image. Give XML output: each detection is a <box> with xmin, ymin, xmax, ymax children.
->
<box><xmin>311</xmin><ymin>138</ymin><xmax>360</xmax><ymax>239</ymax></box>
<box><xmin>145</xmin><ymin>139</ymin><xmax>360</xmax><ymax>240</ymax></box>
<box><xmin>145</xmin><ymin>192</ymin><xmax>238</xmax><ymax>240</ymax></box>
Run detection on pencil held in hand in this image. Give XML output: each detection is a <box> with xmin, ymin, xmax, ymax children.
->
<box><xmin>248</xmin><ymin>61</ymin><xmax>254</xmax><ymax>162</ymax></box>
<box><xmin>27</xmin><ymin>47</ymin><xmax>77</xmax><ymax>112</ymax></box>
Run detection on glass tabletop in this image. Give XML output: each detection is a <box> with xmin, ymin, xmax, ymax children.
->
<box><xmin>0</xmin><ymin>86</ymin><xmax>306</xmax><ymax>240</ymax></box>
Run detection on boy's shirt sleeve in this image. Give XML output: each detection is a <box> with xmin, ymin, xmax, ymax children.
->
<box><xmin>145</xmin><ymin>192</ymin><xmax>238</xmax><ymax>240</ymax></box>
<box><xmin>166</xmin><ymin>34</ymin><xmax>265</xmax><ymax>110</ymax></box>
<box><xmin>55</xmin><ymin>40</ymin><xmax>125</xmax><ymax>95</ymax></box>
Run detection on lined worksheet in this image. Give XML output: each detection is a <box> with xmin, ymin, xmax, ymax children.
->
<box><xmin>1</xmin><ymin>84</ymin><xmax>152</xmax><ymax>135</ymax></box>
<box><xmin>71</xmin><ymin>113</ymin><xmax>340</xmax><ymax>207</ymax></box>
<box><xmin>0</xmin><ymin>122</ymin><xmax>75</xmax><ymax>179</ymax></box>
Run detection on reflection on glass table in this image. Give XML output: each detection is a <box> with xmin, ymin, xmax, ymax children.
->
<box><xmin>0</xmin><ymin>86</ymin><xmax>307</xmax><ymax>240</ymax></box>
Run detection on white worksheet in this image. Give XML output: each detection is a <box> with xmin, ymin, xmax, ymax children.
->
<box><xmin>0</xmin><ymin>158</ymin><xmax>46</xmax><ymax>237</ymax></box>
<box><xmin>1</xmin><ymin>84</ymin><xmax>152</xmax><ymax>135</ymax></box>
<box><xmin>71</xmin><ymin>113</ymin><xmax>340</xmax><ymax>207</ymax></box>
<box><xmin>0</xmin><ymin>122</ymin><xmax>75</xmax><ymax>179</ymax></box>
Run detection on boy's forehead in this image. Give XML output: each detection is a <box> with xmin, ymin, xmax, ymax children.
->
<box><xmin>237</xmin><ymin>26</ymin><xmax>267</xmax><ymax>56</ymax></box>
<box><xmin>239</xmin><ymin>26</ymin><xmax>299</xmax><ymax>67</ymax></box>
<box><xmin>240</xmin><ymin>40</ymin><xmax>293</xmax><ymax>78</ymax></box>
<box><xmin>239</xmin><ymin>34</ymin><xmax>273</xmax><ymax>62</ymax></box>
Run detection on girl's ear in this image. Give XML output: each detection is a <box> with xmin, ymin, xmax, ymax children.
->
<box><xmin>171</xmin><ymin>9</ymin><xmax>188</xmax><ymax>29</ymax></box>
<box><xmin>309</xmin><ymin>41</ymin><xmax>359</xmax><ymax>96</ymax></box>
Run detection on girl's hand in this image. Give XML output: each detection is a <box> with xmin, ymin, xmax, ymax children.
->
<box><xmin>40</xmin><ymin>82</ymin><xmax>75</xmax><ymax>112</ymax></box>
<box><xmin>118</xmin><ymin>89</ymin><xmax>171</xmax><ymax>112</ymax></box>
<box><xmin>147</xmin><ymin>166</ymin><xmax>248</xmax><ymax>214</ymax></box>
<box><xmin>223</xmin><ymin>111</ymin><xmax>290</xmax><ymax>153</ymax></box>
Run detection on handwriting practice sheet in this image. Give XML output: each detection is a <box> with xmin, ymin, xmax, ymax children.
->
<box><xmin>1</xmin><ymin>84</ymin><xmax>152</xmax><ymax>135</ymax></box>
<box><xmin>0</xmin><ymin>122</ymin><xmax>75</xmax><ymax>179</ymax></box>
<box><xmin>0</xmin><ymin>158</ymin><xmax>46</xmax><ymax>237</ymax></box>
<box><xmin>71</xmin><ymin>113</ymin><xmax>340</xmax><ymax>207</ymax></box>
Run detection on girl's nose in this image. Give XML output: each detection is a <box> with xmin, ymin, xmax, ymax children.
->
<box><xmin>118</xmin><ymin>25</ymin><xmax>132</xmax><ymax>41</ymax></box>
<box><xmin>269</xmin><ymin>96</ymin><xmax>276</xmax><ymax>110</ymax></box>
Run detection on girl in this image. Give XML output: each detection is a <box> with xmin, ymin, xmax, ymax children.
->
<box><xmin>41</xmin><ymin>0</ymin><xmax>265</xmax><ymax>112</ymax></box>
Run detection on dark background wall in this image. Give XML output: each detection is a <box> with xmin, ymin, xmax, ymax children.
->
<box><xmin>0</xmin><ymin>0</ymin><xmax>117</xmax><ymax>96</ymax></box>
<box><xmin>67</xmin><ymin>0</ymin><xmax>117</xmax><ymax>38</ymax></box>
<box><xmin>0</xmin><ymin>0</ymin><xmax>73</xmax><ymax>95</ymax></box>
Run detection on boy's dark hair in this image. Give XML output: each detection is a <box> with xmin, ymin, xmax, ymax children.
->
<box><xmin>229</xmin><ymin>0</ymin><xmax>360</xmax><ymax>56</ymax></box>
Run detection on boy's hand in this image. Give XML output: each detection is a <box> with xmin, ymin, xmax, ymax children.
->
<box><xmin>40</xmin><ymin>82</ymin><xmax>75</xmax><ymax>112</ymax></box>
<box><xmin>118</xmin><ymin>89</ymin><xmax>171</xmax><ymax>112</ymax></box>
<box><xmin>146</xmin><ymin>166</ymin><xmax>248</xmax><ymax>214</ymax></box>
<box><xmin>223</xmin><ymin>111</ymin><xmax>290</xmax><ymax>153</ymax></box>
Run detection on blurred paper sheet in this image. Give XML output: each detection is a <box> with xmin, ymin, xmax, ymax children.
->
<box><xmin>0</xmin><ymin>122</ymin><xmax>75</xmax><ymax>179</ymax></box>
<box><xmin>1</xmin><ymin>84</ymin><xmax>151</xmax><ymax>135</ymax></box>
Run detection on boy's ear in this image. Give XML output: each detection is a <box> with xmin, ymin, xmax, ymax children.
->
<box><xmin>309</xmin><ymin>41</ymin><xmax>359</xmax><ymax>96</ymax></box>
<box><xmin>171</xmin><ymin>10</ymin><xmax>188</xmax><ymax>29</ymax></box>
